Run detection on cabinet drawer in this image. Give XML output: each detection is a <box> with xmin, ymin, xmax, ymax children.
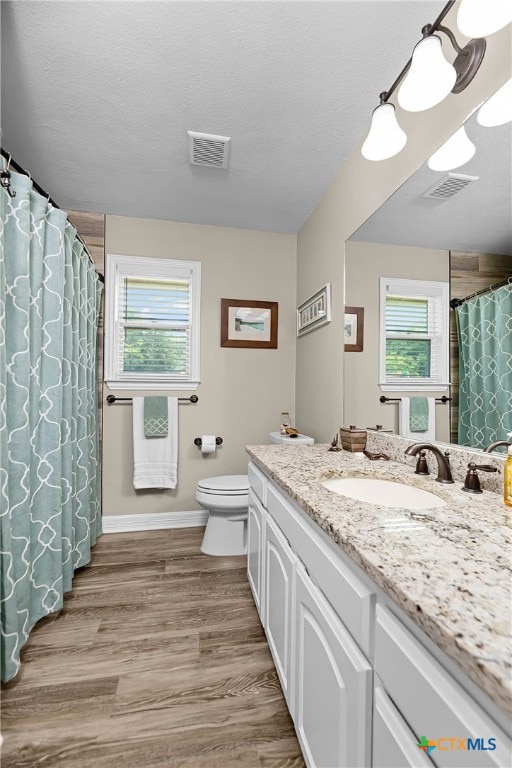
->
<box><xmin>248</xmin><ymin>461</ymin><xmax>267</xmax><ymax>507</ymax></box>
<box><xmin>374</xmin><ymin>606</ymin><xmax>511</xmax><ymax>768</ymax></box>
<box><xmin>267</xmin><ymin>481</ymin><xmax>373</xmax><ymax>655</ymax></box>
<box><xmin>373</xmin><ymin>680</ymin><xmax>435</xmax><ymax>768</ymax></box>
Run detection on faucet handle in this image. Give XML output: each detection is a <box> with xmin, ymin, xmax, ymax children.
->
<box><xmin>414</xmin><ymin>451</ymin><xmax>430</xmax><ymax>476</ymax></box>
<box><xmin>462</xmin><ymin>462</ymin><xmax>498</xmax><ymax>494</ymax></box>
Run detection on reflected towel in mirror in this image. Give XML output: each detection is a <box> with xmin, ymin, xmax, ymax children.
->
<box><xmin>399</xmin><ymin>397</ymin><xmax>436</xmax><ymax>440</ymax></box>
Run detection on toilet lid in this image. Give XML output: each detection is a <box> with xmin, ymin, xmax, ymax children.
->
<box><xmin>197</xmin><ymin>474</ymin><xmax>249</xmax><ymax>493</ymax></box>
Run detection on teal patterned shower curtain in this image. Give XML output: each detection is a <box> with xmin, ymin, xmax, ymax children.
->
<box><xmin>0</xmin><ymin>166</ymin><xmax>102</xmax><ymax>682</ymax></box>
<box><xmin>456</xmin><ymin>284</ymin><xmax>512</xmax><ymax>449</ymax></box>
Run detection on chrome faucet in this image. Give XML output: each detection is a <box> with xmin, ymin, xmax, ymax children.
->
<box><xmin>404</xmin><ymin>443</ymin><xmax>454</xmax><ymax>484</ymax></box>
<box><xmin>483</xmin><ymin>440</ymin><xmax>512</xmax><ymax>453</ymax></box>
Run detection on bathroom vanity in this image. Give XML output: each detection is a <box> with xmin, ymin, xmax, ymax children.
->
<box><xmin>246</xmin><ymin>443</ymin><xmax>511</xmax><ymax>768</ymax></box>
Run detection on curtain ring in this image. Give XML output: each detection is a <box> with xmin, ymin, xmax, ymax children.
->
<box><xmin>1</xmin><ymin>154</ymin><xmax>16</xmax><ymax>198</ymax></box>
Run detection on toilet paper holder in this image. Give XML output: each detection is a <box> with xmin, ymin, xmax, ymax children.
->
<box><xmin>194</xmin><ymin>436</ymin><xmax>223</xmax><ymax>447</ymax></box>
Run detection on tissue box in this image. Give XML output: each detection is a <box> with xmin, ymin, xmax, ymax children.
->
<box><xmin>339</xmin><ymin>426</ymin><xmax>367</xmax><ymax>452</ymax></box>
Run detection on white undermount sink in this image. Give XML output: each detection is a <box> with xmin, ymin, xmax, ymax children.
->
<box><xmin>322</xmin><ymin>477</ymin><xmax>447</xmax><ymax>510</ymax></box>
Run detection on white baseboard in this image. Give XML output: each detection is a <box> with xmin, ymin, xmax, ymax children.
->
<box><xmin>102</xmin><ymin>510</ymin><xmax>208</xmax><ymax>534</ymax></box>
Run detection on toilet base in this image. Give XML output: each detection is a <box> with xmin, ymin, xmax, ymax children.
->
<box><xmin>200</xmin><ymin>510</ymin><xmax>247</xmax><ymax>556</ymax></box>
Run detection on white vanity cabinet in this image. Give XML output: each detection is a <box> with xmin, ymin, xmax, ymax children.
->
<box><xmin>294</xmin><ymin>563</ymin><xmax>372</xmax><ymax>768</ymax></box>
<box><xmin>246</xmin><ymin>461</ymin><xmax>511</xmax><ymax>768</ymax></box>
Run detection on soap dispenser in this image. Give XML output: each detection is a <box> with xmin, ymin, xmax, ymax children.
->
<box><xmin>504</xmin><ymin>436</ymin><xmax>512</xmax><ymax>508</ymax></box>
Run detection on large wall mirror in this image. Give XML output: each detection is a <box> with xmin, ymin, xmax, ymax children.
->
<box><xmin>344</xmin><ymin>104</ymin><xmax>512</xmax><ymax>451</ymax></box>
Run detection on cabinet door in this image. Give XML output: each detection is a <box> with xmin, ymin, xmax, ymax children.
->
<box><xmin>247</xmin><ymin>490</ymin><xmax>265</xmax><ymax>619</ymax></box>
<box><xmin>373</xmin><ymin>682</ymin><xmax>434</xmax><ymax>768</ymax></box>
<box><xmin>294</xmin><ymin>564</ymin><xmax>372</xmax><ymax>768</ymax></box>
<box><xmin>264</xmin><ymin>514</ymin><xmax>298</xmax><ymax>712</ymax></box>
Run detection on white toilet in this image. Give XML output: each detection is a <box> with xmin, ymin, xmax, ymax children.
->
<box><xmin>196</xmin><ymin>474</ymin><xmax>250</xmax><ymax>556</ymax></box>
<box><xmin>197</xmin><ymin>431</ymin><xmax>314</xmax><ymax>556</ymax></box>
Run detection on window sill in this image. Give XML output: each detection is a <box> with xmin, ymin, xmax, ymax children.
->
<box><xmin>379</xmin><ymin>383</ymin><xmax>450</xmax><ymax>393</ymax></box>
<box><xmin>105</xmin><ymin>380</ymin><xmax>200</xmax><ymax>392</ymax></box>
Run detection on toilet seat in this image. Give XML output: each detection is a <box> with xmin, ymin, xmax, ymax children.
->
<box><xmin>197</xmin><ymin>475</ymin><xmax>249</xmax><ymax>495</ymax></box>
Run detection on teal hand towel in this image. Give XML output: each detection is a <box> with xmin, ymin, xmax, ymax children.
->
<box><xmin>409</xmin><ymin>396</ymin><xmax>429</xmax><ymax>432</ymax></box>
<box><xmin>144</xmin><ymin>397</ymin><xmax>168</xmax><ymax>438</ymax></box>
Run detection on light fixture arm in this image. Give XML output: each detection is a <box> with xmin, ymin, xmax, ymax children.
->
<box><xmin>435</xmin><ymin>24</ymin><xmax>468</xmax><ymax>57</ymax></box>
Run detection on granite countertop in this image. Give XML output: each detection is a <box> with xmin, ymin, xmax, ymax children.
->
<box><xmin>246</xmin><ymin>444</ymin><xmax>512</xmax><ymax>718</ymax></box>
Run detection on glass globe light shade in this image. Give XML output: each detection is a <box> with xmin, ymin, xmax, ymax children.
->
<box><xmin>361</xmin><ymin>102</ymin><xmax>407</xmax><ymax>161</ymax></box>
<box><xmin>427</xmin><ymin>126</ymin><xmax>476</xmax><ymax>171</ymax></box>
<box><xmin>477</xmin><ymin>77</ymin><xmax>512</xmax><ymax>126</ymax></box>
<box><xmin>398</xmin><ymin>36</ymin><xmax>457</xmax><ymax>112</ymax></box>
<box><xmin>457</xmin><ymin>0</ymin><xmax>512</xmax><ymax>38</ymax></box>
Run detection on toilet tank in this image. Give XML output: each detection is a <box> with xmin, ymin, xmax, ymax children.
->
<box><xmin>269</xmin><ymin>431</ymin><xmax>314</xmax><ymax>445</ymax></box>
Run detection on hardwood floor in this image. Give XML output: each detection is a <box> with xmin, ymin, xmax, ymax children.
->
<box><xmin>1</xmin><ymin>528</ymin><xmax>305</xmax><ymax>768</ymax></box>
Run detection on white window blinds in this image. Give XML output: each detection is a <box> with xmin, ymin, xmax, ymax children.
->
<box><xmin>119</xmin><ymin>277</ymin><xmax>191</xmax><ymax>379</ymax></box>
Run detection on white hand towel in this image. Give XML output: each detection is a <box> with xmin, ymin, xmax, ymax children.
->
<box><xmin>133</xmin><ymin>397</ymin><xmax>178</xmax><ymax>489</ymax></box>
<box><xmin>398</xmin><ymin>397</ymin><xmax>436</xmax><ymax>441</ymax></box>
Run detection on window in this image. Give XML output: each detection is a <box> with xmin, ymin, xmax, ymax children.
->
<box><xmin>379</xmin><ymin>277</ymin><xmax>449</xmax><ymax>391</ymax></box>
<box><xmin>105</xmin><ymin>254</ymin><xmax>201</xmax><ymax>390</ymax></box>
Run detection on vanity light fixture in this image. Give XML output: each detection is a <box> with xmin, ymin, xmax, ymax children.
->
<box><xmin>361</xmin><ymin>97</ymin><xmax>407</xmax><ymax>161</ymax></box>
<box><xmin>361</xmin><ymin>1</ymin><xmax>486</xmax><ymax>161</ymax></box>
<box><xmin>477</xmin><ymin>77</ymin><xmax>512</xmax><ymax>126</ymax></box>
<box><xmin>457</xmin><ymin>0</ymin><xmax>512</xmax><ymax>39</ymax></box>
<box><xmin>427</xmin><ymin>125</ymin><xmax>476</xmax><ymax>172</ymax></box>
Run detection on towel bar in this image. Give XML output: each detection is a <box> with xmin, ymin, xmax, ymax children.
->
<box><xmin>379</xmin><ymin>396</ymin><xmax>451</xmax><ymax>404</ymax></box>
<box><xmin>106</xmin><ymin>395</ymin><xmax>198</xmax><ymax>404</ymax></box>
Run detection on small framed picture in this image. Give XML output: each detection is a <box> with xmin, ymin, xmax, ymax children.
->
<box><xmin>220</xmin><ymin>298</ymin><xmax>278</xmax><ymax>348</ymax></box>
<box><xmin>297</xmin><ymin>283</ymin><xmax>331</xmax><ymax>337</ymax></box>
<box><xmin>344</xmin><ymin>306</ymin><xmax>364</xmax><ymax>351</ymax></box>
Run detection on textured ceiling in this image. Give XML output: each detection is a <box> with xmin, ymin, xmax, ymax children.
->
<box><xmin>1</xmin><ymin>0</ymin><xmax>446</xmax><ymax>234</ymax></box>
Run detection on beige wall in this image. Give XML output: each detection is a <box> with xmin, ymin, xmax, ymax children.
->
<box><xmin>296</xmin><ymin>14</ymin><xmax>511</xmax><ymax>443</ymax></box>
<box><xmin>103</xmin><ymin>216</ymin><xmax>296</xmax><ymax>516</ymax></box>
<box><xmin>344</xmin><ymin>241</ymin><xmax>450</xmax><ymax>442</ymax></box>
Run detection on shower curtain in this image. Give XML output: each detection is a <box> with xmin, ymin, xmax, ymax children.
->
<box><xmin>0</xmin><ymin>166</ymin><xmax>103</xmax><ymax>682</ymax></box>
<box><xmin>456</xmin><ymin>283</ymin><xmax>512</xmax><ymax>449</ymax></box>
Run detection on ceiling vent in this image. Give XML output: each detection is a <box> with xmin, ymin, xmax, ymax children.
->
<box><xmin>187</xmin><ymin>131</ymin><xmax>231</xmax><ymax>169</ymax></box>
<box><xmin>422</xmin><ymin>172</ymin><xmax>479</xmax><ymax>200</ymax></box>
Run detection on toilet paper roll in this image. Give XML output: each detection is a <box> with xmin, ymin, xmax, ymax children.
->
<box><xmin>201</xmin><ymin>435</ymin><xmax>216</xmax><ymax>455</ymax></box>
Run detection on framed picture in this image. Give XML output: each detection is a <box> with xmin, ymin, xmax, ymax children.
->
<box><xmin>297</xmin><ymin>283</ymin><xmax>331</xmax><ymax>337</ymax></box>
<box><xmin>220</xmin><ymin>298</ymin><xmax>278</xmax><ymax>348</ymax></box>
<box><xmin>344</xmin><ymin>306</ymin><xmax>364</xmax><ymax>351</ymax></box>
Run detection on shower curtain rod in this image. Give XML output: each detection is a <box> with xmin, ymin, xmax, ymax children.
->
<box><xmin>450</xmin><ymin>276</ymin><xmax>512</xmax><ymax>309</ymax></box>
<box><xmin>0</xmin><ymin>147</ymin><xmax>104</xmax><ymax>283</ymax></box>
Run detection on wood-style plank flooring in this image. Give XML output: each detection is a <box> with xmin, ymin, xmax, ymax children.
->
<box><xmin>1</xmin><ymin>528</ymin><xmax>305</xmax><ymax>768</ymax></box>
